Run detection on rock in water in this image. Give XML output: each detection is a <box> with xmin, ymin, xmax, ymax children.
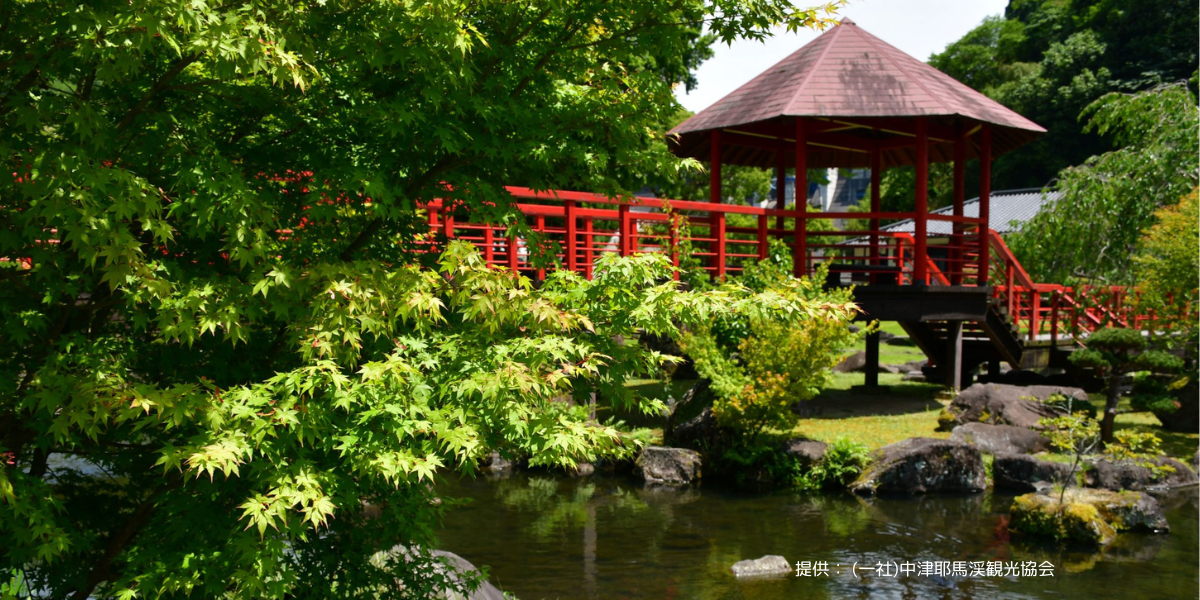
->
<box><xmin>1010</xmin><ymin>488</ymin><xmax>1169</xmax><ymax>546</ymax></box>
<box><xmin>993</xmin><ymin>453</ymin><xmax>1075</xmax><ymax>492</ymax></box>
<box><xmin>939</xmin><ymin>383</ymin><xmax>1088</xmax><ymax>431</ymax></box>
<box><xmin>1086</xmin><ymin>457</ymin><xmax>1199</xmax><ymax>491</ymax></box>
<box><xmin>950</xmin><ymin>422</ymin><xmax>1051</xmax><ymax>455</ymax></box>
<box><xmin>376</xmin><ymin>547</ymin><xmax>508</xmax><ymax>600</ymax></box>
<box><xmin>483</xmin><ymin>452</ymin><xmax>514</xmax><ymax>475</ymax></box>
<box><xmin>850</xmin><ymin>438</ymin><xmax>986</xmax><ymax>495</ymax></box>
<box><xmin>1009</xmin><ymin>492</ymin><xmax>1118</xmax><ymax>546</ymax></box>
<box><xmin>730</xmin><ymin>555</ymin><xmax>791</xmax><ymax>578</ymax></box>
<box><xmin>637</xmin><ymin>447</ymin><xmax>702</xmax><ymax>485</ymax></box>
<box><xmin>431</xmin><ymin>550</ymin><xmax>509</xmax><ymax>600</ymax></box>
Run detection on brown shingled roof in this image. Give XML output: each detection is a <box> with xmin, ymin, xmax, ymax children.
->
<box><xmin>669</xmin><ymin>18</ymin><xmax>1046</xmax><ymax>169</ymax></box>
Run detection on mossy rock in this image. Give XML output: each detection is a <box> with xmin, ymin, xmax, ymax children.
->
<box><xmin>935</xmin><ymin>408</ymin><xmax>958</xmax><ymax>432</ymax></box>
<box><xmin>1009</xmin><ymin>488</ymin><xmax>1169</xmax><ymax>546</ymax></box>
<box><xmin>1010</xmin><ymin>493</ymin><xmax>1117</xmax><ymax>546</ymax></box>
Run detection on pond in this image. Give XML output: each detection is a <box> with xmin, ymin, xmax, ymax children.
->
<box><xmin>436</xmin><ymin>472</ymin><xmax>1198</xmax><ymax>600</ymax></box>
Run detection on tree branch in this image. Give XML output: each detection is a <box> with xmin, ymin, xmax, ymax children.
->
<box><xmin>337</xmin><ymin>155</ymin><xmax>465</xmax><ymax>262</ymax></box>
<box><xmin>114</xmin><ymin>53</ymin><xmax>202</xmax><ymax>132</ymax></box>
<box><xmin>71</xmin><ymin>475</ymin><xmax>183</xmax><ymax>600</ymax></box>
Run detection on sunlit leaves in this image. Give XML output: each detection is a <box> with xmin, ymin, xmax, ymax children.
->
<box><xmin>0</xmin><ymin>1</ymin><xmax>849</xmax><ymax>596</ymax></box>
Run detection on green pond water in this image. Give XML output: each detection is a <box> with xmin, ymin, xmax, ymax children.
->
<box><xmin>436</xmin><ymin>473</ymin><xmax>1199</xmax><ymax>600</ymax></box>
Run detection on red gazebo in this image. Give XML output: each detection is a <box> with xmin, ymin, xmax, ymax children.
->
<box><xmin>423</xmin><ymin>19</ymin><xmax>1153</xmax><ymax>388</ymax></box>
<box><xmin>669</xmin><ymin>17</ymin><xmax>1045</xmax><ymax>287</ymax></box>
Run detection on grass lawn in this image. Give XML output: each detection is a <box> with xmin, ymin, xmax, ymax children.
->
<box><xmin>612</xmin><ymin>334</ymin><xmax>1199</xmax><ymax>461</ymax></box>
<box><xmin>784</xmin><ymin>371</ymin><xmax>950</xmax><ymax>450</ymax></box>
<box><xmin>843</xmin><ymin>321</ymin><xmax>927</xmax><ymax>367</ymax></box>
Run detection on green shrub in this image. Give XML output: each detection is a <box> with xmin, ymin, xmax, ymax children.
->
<box><xmin>794</xmin><ymin>437</ymin><xmax>872</xmax><ymax>491</ymax></box>
<box><xmin>677</xmin><ymin>260</ymin><xmax>857</xmax><ymax>443</ymax></box>
<box><xmin>683</xmin><ymin>314</ymin><xmax>856</xmax><ymax>443</ymax></box>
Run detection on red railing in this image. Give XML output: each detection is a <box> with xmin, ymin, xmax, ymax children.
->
<box><xmin>424</xmin><ymin>187</ymin><xmax>988</xmax><ymax>286</ymax></box>
<box><xmin>424</xmin><ymin>187</ymin><xmax>1172</xmax><ymax>345</ymax></box>
<box><xmin>985</xmin><ymin>232</ymin><xmax>1183</xmax><ymax>343</ymax></box>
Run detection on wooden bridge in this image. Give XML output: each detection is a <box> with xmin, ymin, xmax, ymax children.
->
<box><xmin>422</xmin><ymin>187</ymin><xmax>1154</xmax><ymax>388</ymax></box>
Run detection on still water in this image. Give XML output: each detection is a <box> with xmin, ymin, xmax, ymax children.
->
<box><xmin>436</xmin><ymin>473</ymin><xmax>1199</xmax><ymax>600</ymax></box>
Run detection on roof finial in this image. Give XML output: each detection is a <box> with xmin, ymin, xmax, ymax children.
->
<box><xmin>840</xmin><ymin>17</ymin><xmax>856</xmax><ymax>25</ymax></box>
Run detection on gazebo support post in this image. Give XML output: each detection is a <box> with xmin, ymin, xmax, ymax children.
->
<box><xmin>711</xmin><ymin>129</ymin><xmax>723</xmax><ymax>275</ymax></box>
<box><xmin>775</xmin><ymin>143</ymin><xmax>787</xmax><ymax>230</ymax></box>
<box><xmin>793</xmin><ymin>118</ymin><xmax>808</xmax><ymax>278</ymax></box>
<box><xmin>945</xmin><ymin>320</ymin><xmax>964</xmax><ymax>390</ymax></box>
<box><xmin>977</xmin><ymin>125</ymin><xmax>992</xmax><ymax>285</ymax></box>
<box><xmin>952</xmin><ymin>129</ymin><xmax>965</xmax><ymax>285</ymax></box>
<box><xmin>914</xmin><ymin>117</ymin><xmax>929</xmax><ymax>285</ymax></box>
<box><xmin>710</xmin><ymin>129</ymin><xmax>722</xmax><ymax>204</ymax></box>
<box><xmin>864</xmin><ymin>329</ymin><xmax>880</xmax><ymax>387</ymax></box>
<box><xmin>869</xmin><ymin>145</ymin><xmax>881</xmax><ymax>283</ymax></box>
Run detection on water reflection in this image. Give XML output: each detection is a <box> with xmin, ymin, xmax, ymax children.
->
<box><xmin>437</xmin><ymin>473</ymin><xmax>1198</xmax><ymax>600</ymax></box>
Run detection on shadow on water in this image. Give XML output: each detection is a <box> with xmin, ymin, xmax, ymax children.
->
<box><xmin>436</xmin><ymin>473</ymin><xmax>1199</xmax><ymax>600</ymax></box>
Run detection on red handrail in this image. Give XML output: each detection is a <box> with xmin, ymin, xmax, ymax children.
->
<box><xmin>423</xmin><ymin>187</ymin><xmax>1172</xmax><ymax>343</ymax></box>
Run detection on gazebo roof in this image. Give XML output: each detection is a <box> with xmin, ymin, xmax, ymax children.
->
<box><xmin>669</xmin><ymin>18</ymin><xmax>1045</xmax><ymax>169</ymax></box>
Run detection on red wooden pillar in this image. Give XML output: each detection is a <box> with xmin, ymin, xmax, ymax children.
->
<box><xmin>565</xmin><ymin>200</ymin><xmax>577</xmax><ymax>273</ymax></box>
<box><xmin>775</xmin><ymin>143</ymin><xmax>787</xmax><ymax>230</ymax></box>
<box><xmin>483</xmin><ymin>226</ymin><xmax>495</xmax><ymax>265</ymax></box>
<box><xmin>442</xmin><ymin>210</ymin><xmax>455</xmax><ymax>240</ymax></box>
<box><xmin>669</xmin><ymin>214</ymin><xmax>680</xmax><ymax>281</ymax></box>
<box><xmin>710</xmin><ymin>129</ymin><xmax>723</xmax><ymax>275</ymax></box>
<box><xmin>710</xmin><ymin>130</ymin><xmax>722</xmax><ymax>204</ymax></box>
<box><xmin>618</xmin><ymin>203</ymin><xmax>630</xmax><ymax>257</ymax></box>
<box><xmin>535</xmin><ymin>215</ymin><xmax>546</xmax><ymax>280</ymax></box>
<box><xmin>913</xmin><ymin>117</ymin><xmax>929</xmax><ymax>285</ymax></box>
<box><xmin>715</xmin><ymin>212</ymin><xmax>726</xmax><ymax>279</ymax></box>
<box><xmin>793</xmin><ymin>118</ymin><xmax>808</xmax><ymax>278</ymax></box>
<box><xmin>869</xmin><ymin>145</ymin><xmax>881</xmax><ymax>277</ymax></box>
<box><xmin>583</xmin><ymin>218</ymin><xmax>594</xmax><ymax>279</ymax></box>
<box><xmin>508</xmin><ymin>231</ymin><xmax>520</xmax><ymax>272</ymax></box>
<box><xmin>977</xmin><ymin>124</ymin><xmax>992</xmax><ymax>285</ymax></box>
<box><xmin>757</xmin><ymin>214</ymin><xmax>769</xmax><ymax>260</ymax></box>
<box><xmin>951</xmin><ymin>128</ymin><xmax>965</xmax><ymax>285</ymax></box>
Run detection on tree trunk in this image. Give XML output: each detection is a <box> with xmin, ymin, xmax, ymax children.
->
<box><xmin>1100</xmin><ymin>373</ymin><xmax>1121</xmax><ymax>447</ymax></box>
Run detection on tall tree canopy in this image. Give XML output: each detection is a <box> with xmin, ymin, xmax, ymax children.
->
<box><xmin>0</xmin><ymin>1</ymin><xmax>849</xmax><ymax>598</ymax></box>
<box><xmin>1006</xmin><ymin>84</ymin><xmax>1198</xmax><ymax>284</ymax></box>
<box><xmin>929</xmin><ymin>0</ymin><xmax>1198</xmax><ymax>190</ymax></box>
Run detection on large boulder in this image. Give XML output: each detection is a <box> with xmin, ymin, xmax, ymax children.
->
<box><xmin>993</xmin><ymin>453</ymin><xmax>1076</xmax><ymax>492</ymax></box>
<box><xmin>938</xmin><ymin>383</ymin><xmax>1089</xmax><ymax>431</ymax></box>
<box><xmin>376</xmin><ymin>547</ymin><xmax>507</xmax><ymax>600</ymax></box>
<box><xmin>730</xmin><ymin>555</ymin><xmax>791</xmax><ymax>578</ymax></box>
<box><xmin>668</xmin><ymin>407</ymin><xmax>727</xmax><ymax>450</ymax></box>
<box><xmin>1010</xmin><ymin>488</ymin><xmax>1169</xmax><ymax>547</ymax></box>
<box><xmin>781</xmin><ymin>438</ymin><xmax>827</xmax><ymax>467</ymax></box>
<box><xmin>850</xmin><ymin>438</ymin><xmax>987</xmax><ymax>495</ymax></box>
<box><xmin>949</xmin><ymin>422</ymin><xmax>1051</xmax><ymax>455</ymax></box>
<box><xmin>1086</xmin><ymin>457</ymin><xmax>1199</xmax><ymax>492</ymax></box>
<box><xmin>832</xmin><ymin>351</ymin><xmax>889</xmax><ymax>374</ymax></box>
<box><xmin>431</xmin><ymin>550</ymin><xmax>509</xmax><ymax>600</ymax></box>
<box><xmin>637</xmin><ymin>447</ymin><xmax>702</xmax><ymax>485</ymax></box>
